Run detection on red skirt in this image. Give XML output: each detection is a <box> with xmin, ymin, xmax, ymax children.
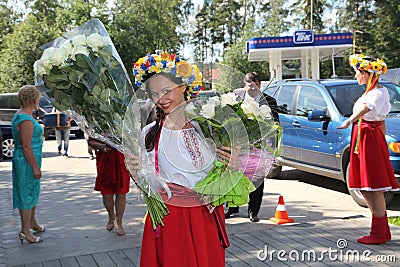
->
<box><xmin>140</xmin><ymin>185</ymin><xmax>226</xmax><ymax>267</ymax></box>
<box><xmin>94</xmin><ymin>148</ymin><xmax>130</xmax><ymax>195</ymax></box>
<box><xmin>349</xmin><ymin>120</ymin><xmax>399</xmax><ymax>191</ymax></box>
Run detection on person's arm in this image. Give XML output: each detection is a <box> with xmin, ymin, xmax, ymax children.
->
<box><xmin>66</xmin><ymin>116</ymin><xmax>73</xmax><ymax>127</ymax></box>
<box><xmin>87</xmin><ymin>137</ymin><xmax>110</xmax><ymax>152</ymax></box>
<box><xmin>337</xmin><ymin>103</ymin><xmax>370</xmax><ymax>129</ymax></box>
<box><xmin>19</xmin><ymin>120</ymin><xmax>42</xmax><ymax>179</ymax></box>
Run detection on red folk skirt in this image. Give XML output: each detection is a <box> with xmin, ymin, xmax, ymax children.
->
<box><xmin>94</xmin><ymin>148</ymin><xmax>130</xmax><ymax>195</ymax></box>
<box><xmin>349</xmin><ymin>120</ymin><xmax>399</xmax><ymax>191</ymax></box>
<box><xmin>140</xmin><ymin>184</ymin><xmax>226</xmax><ymax>267</ymax></box>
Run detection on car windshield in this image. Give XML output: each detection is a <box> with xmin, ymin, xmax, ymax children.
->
<box><xmin>326</xmin><ymin>82</ymin><xmax>400</xmax><ymax>117</ymax></box>
<box><xmin>382</xmin><ymin>82</ymin><xmax>400</xmax><ymax>113</ymax></box>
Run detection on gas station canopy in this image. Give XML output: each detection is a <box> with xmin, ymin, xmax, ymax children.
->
<box><xmin>247</xmin><ymin>31</ymin><xmax>353</xmax><ymax>79</ymax></box>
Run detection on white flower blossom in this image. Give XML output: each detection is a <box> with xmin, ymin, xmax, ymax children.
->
<box><xmin>71</xmin><ymin>45</ymin><xmax>90</xmax><ymax>60</ymax></box>
<box><xmin>220</xmin><ymin>92</ymin><xmax>237</xmax><ymax>107</ymax></box>
<box><xmin>49</xmin><ymin>47</ymin><xmax>67</xmax><ymax>66</ymax></box>
<box><xmin>200</xmin><ymin>103</ymin><xmax>215</xmax><ymax>119</ymax></box>
<box><xmin>166</xmin><ymin>61</ymin><xmax>175</xmax><ymax>68</ymax></box>
<box><xmin>208</xmin><ymin>96</ymin><xmax>221</xmax><ymax>106</ymax></box>
<box><xmin>241</xmin><ymin>97</ymin><xmax>260</xmax><ymax>119</ymax></box>
<box><xmin>33</xmin><ymin>59</ymin><xmax>51</xmax><ymax>76</ymax></box>
<box><xmin>185</xmin><ymin>102</ymin><xmax>197</xmax><ymax>116</ymax></box>
<box><xmin>259</xmin><ymin>105</ymin><xmax>272</xmax><ymax>119</ymax></box>
<box><xmin>71</xmin><ymin>35</ymin><xmax>87</xmax><ymax>47</ymax></box>
<box><xmin>60</xmin><ymin>41</ymin><xmax>73</xmax><ymax>57</ymax></box>
<box><xmin>40</xmin><ymin>47</ymin><xmax>56</xmax><ymax>61</ymax></box>
<box><xmin>86</xmin><ymin>33</ymin><xmax>107</xmax><ymax>51</ymax></box>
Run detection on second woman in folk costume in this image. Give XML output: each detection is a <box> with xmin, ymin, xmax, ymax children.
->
<box><xmin>337</xmin><ymin>54</ymin><xmax>399</xmax><ymax>244</ymax></box>
<box><xmin>129</xmin><ymin>52</ymin><xmax>241</xmax><ymax>267</ymax></box>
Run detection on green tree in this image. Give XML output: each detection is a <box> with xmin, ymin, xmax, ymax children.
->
<box><xmin>338</xmin><ymin>0</ymin><xmax>377</xmax><ymax>55</ymax></box>
<box><xmin>54</xmin><ymin>0</ymin><xmax>110</xmax><ymax>31</ymax></box>
<box><xmin>259</xmin><ymin>0</ymin><xmax>289</xmax><ymax>36</ymax></box>
<box><xmin>109</xmin><ymin>0</ymin><xmax>185</xmax><ymax>86</ymax></box>
<box><xmin>192</xmin><ymin>0</ymin><xmax>212</xmax><ymax>62</ymax></box>
<box><xmin>222</xmin><ymin>20</ymin><xmax>270</xmax><ymax>82</ymax></box>
<box><xmin>0</xmin><ymin>0</ymin><xmax>21</xmax><ymax>49</ymax></box>
<box><xmin>290</xmin><ymin>0</ymin><xmax>329</xmax><ymax>33</ymax></box>
<box><xmin>373</xmin><ymin>0</ymin><xmax>400</xmax><ymax>68</ymax></box>
<box><xmin>0</xmin><ymin>15</ymin><xmax>44</xmax><ymax>92</ymax></box>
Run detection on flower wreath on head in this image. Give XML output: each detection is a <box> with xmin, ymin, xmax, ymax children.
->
<box><xmin>348</xmin><ymin>54</ymin><xmax>387</xmax><ymax>75</ymax></box>
<box><xmin>133</xmin><ymin>51</ymin><xmax>203</xmax><ymax>98</ymax></box>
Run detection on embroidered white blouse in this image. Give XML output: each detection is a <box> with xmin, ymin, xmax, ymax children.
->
<box><xmin>353</xmin><ymin>86</ymin><xmax>391</xmax><ymax>121</ymax></box>
<box><xmin>143</xmin><ymin>122</ymin><xmax>216</xmax><ymax>188</ymax></box>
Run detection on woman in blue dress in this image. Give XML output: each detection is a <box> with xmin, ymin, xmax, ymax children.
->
<box><xmin>12</xmin><ymin>85</ymin><xmax>45</xmax><ymax>244</ymax></box>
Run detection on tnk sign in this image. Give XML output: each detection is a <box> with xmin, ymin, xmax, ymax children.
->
<box><xmin>293</xmin><ymin>30</ymin><xmax>314</xmax><ymax>44</ymax></box>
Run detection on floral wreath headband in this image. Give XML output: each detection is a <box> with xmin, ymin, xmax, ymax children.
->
<box><xmin>133</xmin><ymin>51</ymin><xmax>203</xmax><ymax>98</ymax></box>
<box><xmin>348</xmin><ymin>54</ymin><xmax>387</xmax><ymax>75</ymax></box>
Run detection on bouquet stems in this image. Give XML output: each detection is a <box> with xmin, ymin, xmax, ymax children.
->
<box><xmin>143</xmin><ymin>192</ymin><xmax>169</xmax><ymax>230</ymax></box>
<box><xmin>193</xmin><ymin>161</ymin><xmax>256</xmax><ymax>207</ymax></box>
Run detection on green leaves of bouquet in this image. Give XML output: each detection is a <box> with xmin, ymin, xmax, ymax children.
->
<box><xmin>34</xmin><ymin>32</ymin><xmax>131</xmax><ymax>146</ymax></box>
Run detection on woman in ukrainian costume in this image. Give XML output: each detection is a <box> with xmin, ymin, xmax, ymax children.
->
<box><xmin>123</xmin><ymin>52</ymin><xmax>268</xmax><ymax>267</ymax></box>
<box><xmin>88</xmin><ymin>137</ymin><xmax>131</xmax><ymax>236</ymax></box>
<box><xmin>338</xmin><ymin>54</ymin><xmax>399</xmax><ymax>244</ymax></box>
<box><xmin>126</xmin><ymin>52</ymin><xmax>246</xmax><ymax>267</ymax></box>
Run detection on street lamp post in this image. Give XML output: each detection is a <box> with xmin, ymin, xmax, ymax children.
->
<box><xmin>353</xmin><ymin>29</ymin><xmax>364</xmax><ymax>54</ymax></box>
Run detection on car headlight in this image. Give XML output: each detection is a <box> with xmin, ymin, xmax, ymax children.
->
<box><xmin>388</xmin><ymin>142</ymin><xmax>400</xmax><ymax>153</ymax></box>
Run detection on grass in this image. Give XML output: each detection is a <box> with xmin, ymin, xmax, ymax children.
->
<box><xmin>388</xmin><ymin>216</ymin><xmax>400</xmax><ymax>226</ymax></box>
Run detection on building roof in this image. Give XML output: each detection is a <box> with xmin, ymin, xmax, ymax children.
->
<box><xmin>247</xmin><ymin>32</ymin><xmax>353</xmax><ymax>61</ymax></box>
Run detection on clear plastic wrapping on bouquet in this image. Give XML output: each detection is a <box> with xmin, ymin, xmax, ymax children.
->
<box><xmin>34</xmin><ymin>18</ymin><xmax>134</xmax><ymax>151</ymax></box>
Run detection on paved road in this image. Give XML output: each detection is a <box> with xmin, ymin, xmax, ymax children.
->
<box><xmin>0</xmin><ymin>138</ymin><xmax>399</xmax><ymax>266</ymax></box>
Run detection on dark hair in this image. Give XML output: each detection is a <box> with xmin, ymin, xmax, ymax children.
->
<box><xmin>244</xmin><ymin>72</ymin><xmax>260</xmax><ymax>83</ymax></box>
<box><xmin>144</xmin><ymin>72</ymin><xmax>189</xmax><ymax>151</ymax></box>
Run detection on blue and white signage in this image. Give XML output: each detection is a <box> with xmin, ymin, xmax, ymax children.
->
<box><xmin>293</xmin><ymin>30</ymin><xmax>314</xmax><ymax>44</ymax></box>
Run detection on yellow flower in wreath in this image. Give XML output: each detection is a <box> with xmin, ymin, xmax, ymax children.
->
<box><xmin>177</xmin><ymin>61</ymin><xmax>192</xmax><ymax>77</ymax></box>
<box><xmin>160</xmin><ymin>52</ymin><xmax>170</xmax><ymax>61</ymax></box>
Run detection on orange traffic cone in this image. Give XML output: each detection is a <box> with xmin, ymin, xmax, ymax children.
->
<box><xmin>270</xmin><ymin>195</ymin><xmax>294</xmax><ymax>224</ymax></box>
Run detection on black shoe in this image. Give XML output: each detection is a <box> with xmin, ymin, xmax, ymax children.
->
<box><xmin>224</xmin><ymin>209</ymin><xmax>238</xmax><ymax>219</ymax></box>
<box><xmin>249</xmin><ymin>214</ymin><xmax>260</xmax><ymax>222</ymax></box>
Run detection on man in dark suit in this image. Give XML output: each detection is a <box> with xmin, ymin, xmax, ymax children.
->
<box><xmin>227</xmin><ymin>72</ymin><xmax>279</xmax><ymax>222</ymax></box>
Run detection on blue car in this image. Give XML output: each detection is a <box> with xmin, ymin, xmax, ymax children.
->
<box><xmin>262</xmin><ymin>79</ymin><xmax>400</xmax><ymax>207</ymax></box>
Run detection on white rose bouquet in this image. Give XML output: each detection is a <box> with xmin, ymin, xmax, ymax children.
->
<box><xmin>186</xmin><ymin>92</ymin><xmax>282</xmax><ymax>207</ymax></box>
<box><xmin>34</xmin><ymin>19</ymin><xmax>134</xmax><ymax>150</ymax></box>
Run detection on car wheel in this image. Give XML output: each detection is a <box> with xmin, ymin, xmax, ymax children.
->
<box><xmin>2</xmin><ymin>136</ymin><xmax>14</xmax><ymax>158</ymax></box>
<box><xmin>345</xmin><ymin>163</ymin><xmax>394</xmax><ymax>207</ymax></box>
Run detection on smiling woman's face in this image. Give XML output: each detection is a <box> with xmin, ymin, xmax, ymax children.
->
<box><xmin>148</xmin><ymin>75</ymin><xmax>186</xmax><ymax>114</ymax></box>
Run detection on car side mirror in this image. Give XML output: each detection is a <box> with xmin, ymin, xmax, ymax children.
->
<box><xmin>308</xmin><ymin>110</ymin><xmax>330</xmax><ymax>122</ymax></box>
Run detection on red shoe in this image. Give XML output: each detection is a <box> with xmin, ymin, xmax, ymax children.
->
<box><xmin>357</xmin><ymin>214</ymin><xmax>388</xmax><ymax>245</ymax></box>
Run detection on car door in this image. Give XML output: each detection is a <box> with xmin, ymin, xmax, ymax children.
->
<box><xmin>291</xmin><ymin>85</ymin><xmax>341</xmax><ymax>170</ymax></box>
<box><xmin>265</xmin><ymin>84</ymin><xmax>300</xmax><ymax>160</ymax></box>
